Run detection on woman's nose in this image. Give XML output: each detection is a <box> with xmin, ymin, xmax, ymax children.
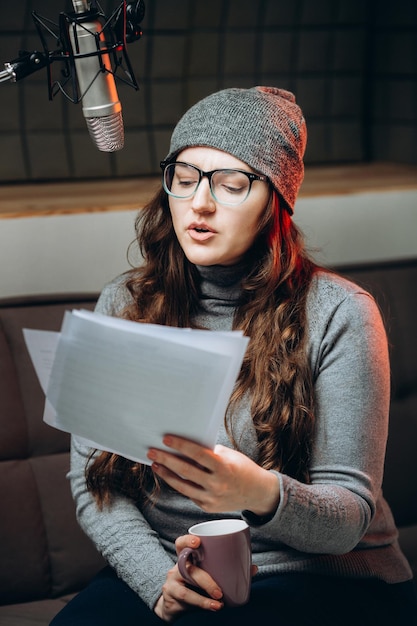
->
<box><xmin>191</xmin><ymin>177</ymin><xmax>216</xmax><ymax>212</ymax></box>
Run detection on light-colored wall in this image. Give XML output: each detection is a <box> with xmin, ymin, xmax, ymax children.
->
<box><xmin>294</xmin><ymin>189</ymin><xmax>417</xmax><ymax>267</ymax></box>
<box><xmin>0</xmin><ymin>189</ymin><xmax>416</xmax><ymax>299</ymax></box>
<box><xmin>0</xmin><ymin>211</ymin><xmax>138</xmax><ymax>299</ymax></box>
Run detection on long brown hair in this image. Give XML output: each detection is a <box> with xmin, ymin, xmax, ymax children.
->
<box><xmin>87</xmin><ymin>188</ymin><xmax>317</xmax><ymax>506</ymax></box>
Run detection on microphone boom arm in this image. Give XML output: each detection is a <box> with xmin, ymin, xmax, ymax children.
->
<box><xmin>0</xmin><ymin>50</ymin><xmax>50</xmax><ymax>83</ymax></box>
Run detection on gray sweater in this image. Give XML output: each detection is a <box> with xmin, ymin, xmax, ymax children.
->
<box><xmin>69</xmin><ymin>265</ymin><xmax>412</xmax><ymax>610</ymax></box>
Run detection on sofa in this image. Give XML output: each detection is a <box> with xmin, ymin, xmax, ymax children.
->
<box><xmin>0</xmin><ymin>293</ymin><xmax>104</xmax><ymax>626</ymax></box>
<box><xmin>0</xmin><ymin>258</ymin><xmax>416</xmax><ymax>625</ymax></box>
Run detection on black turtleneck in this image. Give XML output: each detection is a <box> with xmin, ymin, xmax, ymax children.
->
<box><xmin>195</xmin><ymin>262</ymin><xmax>249</xmax><ymax>327</ymax></box>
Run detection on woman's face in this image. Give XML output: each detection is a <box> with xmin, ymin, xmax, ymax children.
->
<box><xmin>168</xmin><ymin>146</ymin><xmax>271</xmax><ymax>266</ymax></box>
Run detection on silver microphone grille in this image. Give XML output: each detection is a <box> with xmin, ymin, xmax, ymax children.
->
<box><xmin>85</xmin><ymin>111</ymin><xmax>125</xmax><ymax>152</ymax></box>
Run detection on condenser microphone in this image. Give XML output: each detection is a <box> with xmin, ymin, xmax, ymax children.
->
<box><xmin>69</xmin><ymin>0</ymin><xmax>124</xmax><ymax>151</ymax></box>
<box><xmin>0</xmin><ymin>2</ymin><xmax>144</xmax><ymax>151</ymax></box>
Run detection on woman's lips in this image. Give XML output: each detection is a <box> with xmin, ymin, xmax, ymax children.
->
<box><xmin>187</xmin><ymin>223</ymin><xmax>216</xmax><ymax>242</ymax></box>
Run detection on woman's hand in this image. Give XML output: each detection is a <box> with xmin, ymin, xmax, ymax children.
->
<box><xmin>147</xmin><ymin>435</ymin><xmax>280</xmax><ymax>517</ymax></box>
<box><xmin>154</xmin><ymin>534</ymin><xmax>224</xmax><ymax>622</ymax></box>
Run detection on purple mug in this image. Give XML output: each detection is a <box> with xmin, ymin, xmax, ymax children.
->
<box><xmin>177</xmin><ymin>518</ymin><xmax>251</xmax><ymax>607</ymax></box>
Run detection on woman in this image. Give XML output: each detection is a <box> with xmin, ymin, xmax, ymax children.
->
<box><xmin>51</xmin><ymin>87</ymin><xmax>416</xmax><ymax>625</ymax></box>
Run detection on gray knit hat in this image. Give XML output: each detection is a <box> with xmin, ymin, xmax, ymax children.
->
<box><xmin>165</xmin><ymin>86</ymin><xmax>307</xmax><ymax>214</ymax></box>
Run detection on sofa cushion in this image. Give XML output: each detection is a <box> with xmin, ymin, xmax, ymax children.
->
<box><xmin>338</xmin><ymin>259</ymin><xmax>417</xmax><ymax>533</ymax></box>
<box><xmin>0</xmin><ymin>594</ymin><xmax>76</xmax><ymax>626</ymax></box>
<box><xmin>0</xmin><ymin>295</ymin><xmax>104</xmax><ymax>606</ymax></box>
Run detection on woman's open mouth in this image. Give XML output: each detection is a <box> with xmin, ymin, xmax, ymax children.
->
<box><xmin>188</xmin><ymin>223</ymin><xmax>216</xmax><ymax>241</ymax></box>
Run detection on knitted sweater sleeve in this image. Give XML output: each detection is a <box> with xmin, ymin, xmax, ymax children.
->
<box><xmin>69</xmin><ymin>439</ymin><xmax>175</xmax><ymax>608</ymax></box>
<box><xmin>68</xmin><ymin>277</ymin><xmax>175</xmax><ymax>610</ymax></box>
<box><xmin>252</xmin><ymin>280</ymin><xmax>391</xmax><ymax>554</ymax></box>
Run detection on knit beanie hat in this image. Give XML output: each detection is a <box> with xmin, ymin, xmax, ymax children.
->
<box><xmin>165</xmin><ymin>86</ymin><xmax>307</xmax><ymax>214</ymax></box>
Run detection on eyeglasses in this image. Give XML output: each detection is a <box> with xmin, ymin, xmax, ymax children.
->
<box><xmin>160</xmin><ymin>161</ymin><xmax>268</xmax><ymax>206</ymax></box>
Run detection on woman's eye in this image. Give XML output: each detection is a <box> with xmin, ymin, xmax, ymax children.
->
<box><xmin>215</xmin><ymin>172</ymin><xmax>248</xmax><ymax>195</ymax></box>
<box><xmin>224</xmin><ymin>184</ymin><xmax>244</xmax><ymax>193</ymax></box>
<box><xmin>177</xmin><ymin>178</ymin><xmax>197</xmax><ymax>187</ymax></box>
<box><xmin>219</xmin><ymin>182</ymin><xmax>246</xmax><ymax>195</ymax></box>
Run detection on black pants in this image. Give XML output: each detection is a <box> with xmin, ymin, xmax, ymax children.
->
<box><xmin>50</xmin><ymin>566</ymin><xmax>417</xmax><ymax>626</ymax></box>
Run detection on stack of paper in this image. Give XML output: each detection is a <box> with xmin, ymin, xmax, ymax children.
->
<box><xmin>24</xmin><ymin>310</ymin><xmax>249</xmax><ymax>464</ymax></box>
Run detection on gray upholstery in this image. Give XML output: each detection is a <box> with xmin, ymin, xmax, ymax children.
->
<box><xmin>0</xmin><ymin>294</ymin><xmax>104</xmax><ymax>624</ymax></box>
<box><xmin>337</xmin><ymin>259</ymin><xmax>417</xmax><ymax>579</ymax></box>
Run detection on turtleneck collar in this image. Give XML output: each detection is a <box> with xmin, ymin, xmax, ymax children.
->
<box><xmin>196</xmin><ymin>260</ymin><xmax>249</xmax><ymax>310</ymax></box>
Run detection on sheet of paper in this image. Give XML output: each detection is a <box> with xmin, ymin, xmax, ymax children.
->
<box><xmin>23</xmin><ymin>328</ymin><xmax>60</xmax><ymax>394</ymax></box>
<box><xmin>24</xmin><ymin>310</ymin><xmax>248</xmax><ymax>465</ymax></box>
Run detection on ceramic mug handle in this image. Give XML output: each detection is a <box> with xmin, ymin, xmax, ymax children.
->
<box><xmin>177</xmin><ymin>547</ymin><xmax>203</xmax><ymax>585</ymax></box>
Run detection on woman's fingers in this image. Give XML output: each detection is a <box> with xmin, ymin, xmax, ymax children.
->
<box><xmin>175</xmin><ymin>533</ymin><xmax>200</xmax><ymax>554</ymax></box>
<box><xmin>155</xmin><ymin>563</ymin><xmax>223</xmax><ymax>621</ymax></box>
<box><xmin>148</xmin><ymin>434</ymin><xmax>280</xmax><ymax>515</ymax></box>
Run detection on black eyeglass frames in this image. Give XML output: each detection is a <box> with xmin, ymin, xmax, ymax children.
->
<box><xmin>160</xmin><ymin>161</ymin><xmax>268</xmax><ymax>206</ymax></box>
